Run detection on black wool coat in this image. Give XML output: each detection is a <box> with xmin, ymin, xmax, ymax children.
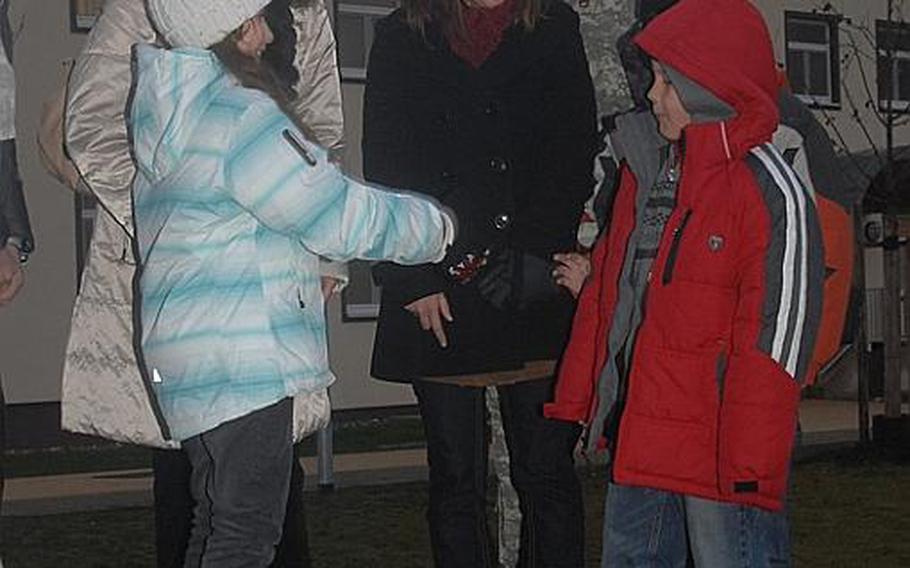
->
<box><xmin>364</xmin><ymin>0</ymin><xmax>598</xmax><ymax>381</ymax></box>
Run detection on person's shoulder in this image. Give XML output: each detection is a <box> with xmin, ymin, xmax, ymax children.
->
<box><xmin>539</xmin><ymin>0</ymin><xmax>581</xmax><ymax>30</ymax></box>
<box><xmin>213</xmin><ymin>87</ymin><xmax>289</xmax><ymax>144</ymax></box>
<box><xmin>374</xmin><ymin>9</ymin><xmax>411</xmax><ymax>38</ymax></box>
<box><xmin>88</xmin><ymin>0</ymin><xmax>157</xmax><ymax>53</ymax></box>
<box><xmin>216</xmin><ymin>86</ymin><xmax>278</xmax><ymax>117</ymax></box>
<box><xmin>370</xmin><ymin>9</ymin><xmax>430</xmax><ymax>61</ymax></box>
<box><xmin>531</xmin><ymin>0</ymin><xmax>583</xmax><ymax>49</ymax></box>
<box><xmin>742</xmin><ymin>142</ymin><xmax>815</xmax><ymax>222</ymax></box>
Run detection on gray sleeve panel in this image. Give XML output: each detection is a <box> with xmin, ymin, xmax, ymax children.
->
<box><xmin>745</xmin><ymin>153</ymin><xmax>787</xmax><ymax>359</ymax></box>
<box><xmin>745</xmin><ymin>145</ymin><xmax>824</xmax><ymax>383</ymax></box>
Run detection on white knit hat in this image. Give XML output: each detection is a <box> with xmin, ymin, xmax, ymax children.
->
<box><xmin>147</xmin><ymin>0</ymin><xmax>272</xmax><ymax>48</ymax></box>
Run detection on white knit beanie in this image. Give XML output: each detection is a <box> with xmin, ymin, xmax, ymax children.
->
<box><xmin>147</xmin><ymin>0</ymin><xmax>272</xmax><ymax>48</ymax></box>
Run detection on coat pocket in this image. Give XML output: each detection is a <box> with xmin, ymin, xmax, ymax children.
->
<box><xmin>717</xmin><ymin>352</ymin><xmax>800</xmax><ymax>509</ymax></box>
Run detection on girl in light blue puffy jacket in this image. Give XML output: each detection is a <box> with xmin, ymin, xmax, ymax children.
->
<box><xmin>132</xmin><ymin>1</ymin><xmax>452</xmax><ymax>564</ymax></box>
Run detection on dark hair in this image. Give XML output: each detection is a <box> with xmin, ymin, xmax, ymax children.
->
<box><xmin>401</xmin><ymin>0</ymin><xmax>544</xmax><ymax>41</ymax></box>
<box><xmin>210</xmin><ymin>25</ymin><xmax>316</xmax><ymax>140</ymax></box>
<box><xmin>262</xmin><ymin>0</ymin><xmax>300</xmax><ymax>95</ymax></box>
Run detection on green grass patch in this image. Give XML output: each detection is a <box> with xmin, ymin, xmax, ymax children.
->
<box><xmin>2</xmin><ymin>448</ymin><xmax>908</xmax><ymax>567</ymax></box>
<box><xmin>4</xmin><ymin>414</ymin><xmax>427</xmax><ymax>479</ymax></box>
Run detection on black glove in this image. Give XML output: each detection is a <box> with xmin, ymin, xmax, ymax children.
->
<box><xmin>474</xmin><ymin>248</ymin><xmax>515</xmax><ymax>310</ymax></box>
<box><xmin>514</xmin><ymin>252</ymin><xmax>562</xmax><ymax>309</ymax></box>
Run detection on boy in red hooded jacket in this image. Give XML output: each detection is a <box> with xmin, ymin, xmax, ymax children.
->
<box><xmin>545</xmin><ymin>0</ymin><xmax>824</xmax><ymax>565</ymax></box>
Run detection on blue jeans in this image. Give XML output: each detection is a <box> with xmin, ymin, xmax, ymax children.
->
<box><xmin>601</xmin><ymin>484</ymin><xmax>790</xmax><ymax>567</ymax></box>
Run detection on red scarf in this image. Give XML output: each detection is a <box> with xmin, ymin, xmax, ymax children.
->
<box><xmin>449</xmin><ymin>0</ymin><xmax>517</xmax><ymax>69</ymax></box>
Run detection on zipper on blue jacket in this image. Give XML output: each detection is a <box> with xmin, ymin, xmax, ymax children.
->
<box><xmin>662</xmin><ymin>209</ymin><xmax>693</xmax><ymax>285</ymax></box>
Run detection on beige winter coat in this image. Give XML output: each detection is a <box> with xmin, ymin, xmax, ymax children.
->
<box><xmin>61</xmin><ymin>0</ymin><xmax>345</xmax><ymax>448</ymax></box>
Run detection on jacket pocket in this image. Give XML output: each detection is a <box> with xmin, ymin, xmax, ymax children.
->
<box><xmin>662</xmin><ymin>209</ymin><xmax>692</xmax><ymax>285</ymax></box>
<box><xmin>717</xmin><ymin>352</ymin><xmax>800</xmax><ymax>510</ymax></box>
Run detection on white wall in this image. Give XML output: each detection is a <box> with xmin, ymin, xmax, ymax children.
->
<box><xmin>0</xmin><ymin>2</ymin><xmax>415</xmax><ymax>409</ymax></box>
<box><xmin>0</xmin><ymin>2</ymin><xmax>85</xmax><ymax>404</ymax></box>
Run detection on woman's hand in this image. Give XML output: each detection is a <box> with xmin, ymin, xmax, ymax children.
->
<box><xmin>405</xmin><ymin>292</ymin><xmax>453</xmax><ymax>348</ymax></box>
<box><xmin>552</xmin><ymin>252</ymin><xmax>591</xmax><ymax>299</ymax></box>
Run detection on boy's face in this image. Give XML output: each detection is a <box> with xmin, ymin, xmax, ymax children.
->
<box><xmin>648</xmin><ymin>61</ymin><xmax>692</xmax><ymax>141</ymax></box>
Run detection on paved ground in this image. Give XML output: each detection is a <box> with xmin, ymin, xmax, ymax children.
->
<box><xmin>2</xmin><ymin>399</ymin><xmax>904</xmax><ymax>516</ymax></box>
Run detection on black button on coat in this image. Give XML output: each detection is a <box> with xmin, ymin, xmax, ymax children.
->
<box><xmin>364</xmin><ymin>0</ymin><xmax>598</xmax><ymax>381</ymax></box>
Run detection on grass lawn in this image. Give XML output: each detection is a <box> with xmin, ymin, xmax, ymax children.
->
<box><xmin>3</xmin><ymin>414</ymin><xmax>426</xmax><ymax>479</ymax></box>
<box><xmin>2</xmin><ymin>447</ymin><xmax>908</xmax><ymax>567</ymax></box>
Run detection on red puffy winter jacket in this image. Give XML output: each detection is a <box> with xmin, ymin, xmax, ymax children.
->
<box><xmin>545</xmin><ymin>0</ymin><xmax>825</xmax><ymax>511</ymax></box>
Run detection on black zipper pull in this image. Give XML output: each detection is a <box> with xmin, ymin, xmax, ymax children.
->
<box><xmin>662</xmin><ymin>209</ymin><xmax>693</xmax><ymax>285</ymax></box>
<box><xmin>282</xmin><ymin>129</ymin><xmax>318</xmax><ymax>166</ymax></box>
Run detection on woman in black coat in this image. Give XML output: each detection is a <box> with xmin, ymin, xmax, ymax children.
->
<box><xmin>364</xmin><ymin>0</ymin><xmax>597</xmax><ymax>565</ymax></box>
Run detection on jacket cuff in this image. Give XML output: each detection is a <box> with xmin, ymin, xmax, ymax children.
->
<box><xmin>433</xmin><ymin>207</ymin><xmax>457</xmax><ymax>263</ymax></box>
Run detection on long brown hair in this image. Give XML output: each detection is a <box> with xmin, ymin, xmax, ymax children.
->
<box><xmin>401</xmin><ymin>0</ymin><xmax>544</xmax><ymax>41</ymax></box>
<box><xmin>210</xmin><ymin>26</ymin><xmax>316</xmax><ymax>141</ymax></box>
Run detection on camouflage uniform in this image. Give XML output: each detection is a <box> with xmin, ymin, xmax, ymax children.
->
<box><xmin>487</xmin><ymin>387</ymin><xmax>521</xmax><ymax>567</ymax></box>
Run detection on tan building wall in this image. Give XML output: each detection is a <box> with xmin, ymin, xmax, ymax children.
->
<box><xmin>753</xmin><ymin>0</ymin><xmax>910</xmax><ymax>155</ymax></box>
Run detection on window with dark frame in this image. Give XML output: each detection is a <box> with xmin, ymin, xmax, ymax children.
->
<box><xmin>70</xmin><ymin>0</ymin><xmax>104</xmax><ymax>33</ymax></box>
<box><xmin>877</xmin><ymin>19</ymin><xmax>910</xmax><ymax>112</ymax></box>
<box><xmin>785</xmin><ymin>12</ymin><xmax>841</xmax><ymax>108</ymax></box>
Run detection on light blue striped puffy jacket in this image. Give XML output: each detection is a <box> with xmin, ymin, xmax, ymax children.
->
<box><xmin>130</xmin><ymin>45</ymin><xmax>451</xmax><ymax>440</ymax></box>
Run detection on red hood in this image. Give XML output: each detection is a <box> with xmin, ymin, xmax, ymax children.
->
<box><xmin>634</xmin><ymin>0</ymin><xmax>779</xmax><ymax>159</ymax></box>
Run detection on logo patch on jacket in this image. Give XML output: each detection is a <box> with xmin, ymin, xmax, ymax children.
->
<box><xmin>708</xmin><ymin>235</ymin><xmax>725</xmax><ymax>252</ymax></box>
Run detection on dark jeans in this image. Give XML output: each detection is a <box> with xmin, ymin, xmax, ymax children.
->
<box><xmin>153</xmin><ymin>448</ymin><xmax>310</xmax><ymax>568</ymax></box>
<box><xmin>413</xmin><ymin>377</ymin><xmax>584</xmax><ymax>568</ymax></box>
<box><xmin>154</xmin><ymin>399</ymin><xmax>303</xmax><ymax>568</ymax></box>
<box><xmin>0</xmin><ymin>380</ymin><xmax>5</xmax><ymax>517</ymax></box>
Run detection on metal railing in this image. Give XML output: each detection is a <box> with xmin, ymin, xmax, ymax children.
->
<box><xmin>865</xmin><ymin>287</ymin><xmax>909</xmax><ymax>344</ymax></box>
